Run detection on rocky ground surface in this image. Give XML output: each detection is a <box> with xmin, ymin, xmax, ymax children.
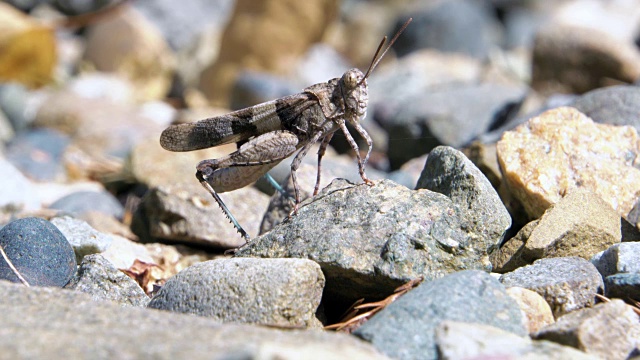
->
<box><xmin>1</xmin><ymin>0</ymin><xmax>640</xmax><ymax>359</ymax></box>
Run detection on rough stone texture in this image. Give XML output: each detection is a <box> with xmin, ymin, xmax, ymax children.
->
<box><xmin>353</xmin><ymin>270</ymin><xmax>527</xmax><ymax>360</ymax></box>
<box><xmin>51</xmin><ymin>216</ymin><xmax>113</xmax><ymax>264</ymax></box>
<box><xmin>572</xmin><ymin>85</ymin><xmax>640</xmax><ymax>132</ymax></box>
<box><xmin>148</xmin><ymin>258</ymin><xmax>324</xmax><ymax>328</ymax></box>
<box><xmin>497</xmin><ymin>107</ymin><xmax>640</xmax><ymax>221</ymax></box>
<box><xmin>236</xmin><ymin>179</ymin><xmax>493</xmax><ymax>303</ymax></box>
<box><xmin>0</xmin><ymin>217</ymin><xmax>76</xmax><ymax>287</ymax></box>
<box><xmin>491</xmin><ymin>220</ymin><xmax>538</xmax><ymax>273</ymax></box>
<box><xmin>531</xmin><ymin>24</ymin><xmax>640</xmax><ymax>95</ymax></box>
<box><xmin>604</xmin><ymin>273</ymin><xmax>640</xmax><ymax>300</ymax></box>
<box><xmin>83</xmin><ymin>6</ymin><xmax>176</xmax><ymax>101</ymax></box>
<box><xmin>416</xmin><ymin>146</ymin><xmax>511</xmax><ymax>253</ymax></box>
<box><xmin>506</xmin><ymin>286</ymin><xmax>555</xmax><ymax>334</ymax></box>
<box><xmin>66</xmin><ymin>254</ymin><xmax>150</xmax><ymax>307</ymax></box>
<box><xmin>132</xmin><ymin>181</ymin><xmax>269</xmax><ymax>249</ymax></box>
<box><xmin>463</xmin><ymin>141</ymin><xmax>502</xmax><ymax>189</ymax></box>
<box><xmin>534</xmin><ymin>299</ymin><xmax>640</xmax><ymax>360</ymax></box>
<box><xmin>0</xmin><ymin>281</ymin><xmax>388</xmax><ymax>359</ymax></box>
<box><xmin>523</xmin><ymin>189</ymin><xmax>621</xmax><ymax>260</ymax></box>
<box><xmin>500</xmin><ymin>257</ymin><xmax>604</xmax><ymax>318</ymax></box>
<box><xmin>591</xmin><ymin>242</ymin><xmax>640</xmax><ymax>278</ymax></box>
<box><xmin>199</xmin><ymin>0</ymin><xmax>338</xmax><ymax>107</ymax></box>
<box><xmin>435</xmin><ymin>321</ymin><xmax>597</xmax><ymax>360</ymax></box>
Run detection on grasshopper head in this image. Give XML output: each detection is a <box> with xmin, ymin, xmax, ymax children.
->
<box><xmin>341</xmin><ymin>68</ymin><xmax>368</xmax><ymax>119</ymax></box>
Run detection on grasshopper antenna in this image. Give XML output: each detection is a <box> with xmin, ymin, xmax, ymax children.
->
<box><xmin>360</xmin><ymin>18</ymin><xmax>412</xmax><ymax>84</ymax></box>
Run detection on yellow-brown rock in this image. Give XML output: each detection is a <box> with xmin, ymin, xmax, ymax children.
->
<box><xmin>198</xmin><ymin>0</ymin><xmax>338</xmax><ymax>107</ymax></box>
<box><xmin>497</xmin><ymin>107</ymin><xmax>640</xmax><ymax>221</ymax></box>
<box><xmin>506</xmin><ymin>287</ymin><xmax>555</xmax><ymax>334</ymax></box>
<box><xmin>83</xmin><ymin>5</ymin><xmax>175</xmax><ymax>101</ymax></box>
<box><xmin>0</xmin><ymin>3</ymin><xmax>56</xmax><ymax>88</ymax></box>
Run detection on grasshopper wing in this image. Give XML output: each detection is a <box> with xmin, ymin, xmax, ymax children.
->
<box><xmin>160</xmin><ymin>93</ymin><xmax>315</xmax><ymax>152</ymax></box>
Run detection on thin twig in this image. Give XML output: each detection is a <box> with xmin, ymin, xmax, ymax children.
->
<box><xmin>0</xmin><ymin>245</ymin><xmax>30</xmax><ymax>287</ymax></box>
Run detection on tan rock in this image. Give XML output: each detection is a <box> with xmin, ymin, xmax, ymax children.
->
<box><xmin>198</xmin><ymin>0</ymin><xmax>339</xmax><ymax>107</ymax></box>
<box><xmin>532</xmin><ymin>24</ymin><xmax>640</xmax><ymax>95</ymax></box>
<box><xmin>497</xmin><ymin>107</ymin><xmax>640</xmax><ymax>221</ymax></box>
<box><xmin>534</xmin><ymin>299</ymin><xmax>640</xmax><ymax>360</ymax></box>
<box><xmin>506</xmin><ymin>287</ymin><xmax>555</xmax><ymax>334</ymax></box>
<box><xmin>524</xmin><ymin>189</ymin><xmax>621</xmax><ymax>260</ymax></box>
<box><xmin>464</xmin><ymin>141</ymin><xmax>501</xmax><ymax>188</ymax></box>
<box><xmin>0</xmin><ymin>3</ymin><xmax>55</xmax><ymax>88</ymax></box>
<box><xmin>83</xmin><ymin>6</ymin><xmax>176</xmax><ymax>101</ymax></box>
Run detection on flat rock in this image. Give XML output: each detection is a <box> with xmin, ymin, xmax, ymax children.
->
<box><xmin>534</xmin><ymin>299</ymin><xmax>640</xmax><ymax>360</ymax></box>
<box><xmin>435</xmin><ymin>320</ymin><xmax>597</xmax><ymax>360</ymax></box>
<box><xmin>416</xmin><ymin>146</ymin><xmax>511</xmax><ymax>253</ymax></box>
<box><xmin>0</xmin><ymin>280</ymin><xmax>388</xmax><ymax>359</ymax></box>
<box><xmin>0</xmin><ymin>217</ymin><xmax>76</xmax><ymax>287</ymax></box>
<box><xmin>132</xmin><ymin>181</ymin><xmax>269</xmax><ymax>249</ymax></box>
<box><xmin>353</xmin><ymin>270</ymin><xmax>527</xmax><ymax>360</ymax></box>
<box><xmin>506</xmin><ymin>286</ymin><xmax>555</xmax><ymax>334</ymax></box>
<box><xmin>531</xmin><ymin>24</ymin><xmax>640</xmax><ymax>95</ymax></box>
<box><xmin>0</xmin><ymin>158</ymin><xmax>41</xmax><ymax>211</ymax></box>
<box><xmin>148</xmin><ymin>258</ymin><xmax>324</xmax><ymax>328</ymax></box>
<box><xmin>66</xmin><ymin>254</ymin><xmax>150</xmax><ymax>307</ymax></box>
<box><xmin>48</xmin><ymin>190</ymin><xmax>124</xmax><ymax>219</ymax></box>
<box><xmin>604</xmin><ymin>273</ymin><xmax>640</xmax><ymax>300</ymax></box>
<box><xmin>100</xmin><ymin>234</ymin><xmax>154</xmax><ymax>270</ymax></box>
<box><xmin>235</xmin><ymin>179</ymin><xmax>493</xmax><ymax>304</ymax></box>
<box><xmin>500</xmin><ymin>257</ymin><xmax>604</xmax><ymax>318</ymax></box>
<box><xmin>591</xmin><ymin>242</ymin><xmax>640</xmax><ymax>277</ymax></box>
<box><xmin>51</xmin><ymin>216</ymin><xmax>113</xmax><ymax>264</ymax></box>
<box><xmin>497</xmin><ymin>107</ymin><xmax>640</xmax><ymax>220</ymax></box>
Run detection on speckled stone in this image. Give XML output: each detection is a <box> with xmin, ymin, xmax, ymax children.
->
<box><xmin>0</xmin><ymin>217</ymin><xmax>76</xmax><ymax>287</ymax></box>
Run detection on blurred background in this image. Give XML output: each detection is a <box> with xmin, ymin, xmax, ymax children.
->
<box><xmin>1</xmin><ymin>0</ymin><xmax>640</xmax><ymax>251</ymax></box>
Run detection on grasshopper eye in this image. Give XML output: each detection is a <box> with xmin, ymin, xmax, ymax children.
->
<box><xmin>342</xmin><ymin>69</ymin><xmax>361</xmax><ymax>90</ymax></box>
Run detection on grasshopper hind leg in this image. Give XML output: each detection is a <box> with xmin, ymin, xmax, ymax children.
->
<box><xmin>196</xmin><ymin>171</ymin><xmax>250</xmax><ymax>241</ymax></box>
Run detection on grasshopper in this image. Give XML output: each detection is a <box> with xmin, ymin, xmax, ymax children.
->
<box><xmin>160</xmin><ymin>19</ymin><xmax>412</xmax><ymax>241</ymax></box>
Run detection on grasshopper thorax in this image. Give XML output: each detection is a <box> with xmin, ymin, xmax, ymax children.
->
<box><xmin>340</xmin><ymin>68</ymin><xmax>368</xmax><ymax>119</ymax></box>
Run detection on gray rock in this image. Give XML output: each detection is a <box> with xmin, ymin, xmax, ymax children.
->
<box><xmin>392</xmin><ymin>0</ymin><xmax>501</xmax><ymax>58</ymax></box>
<box><xmin>534</xmin><ymin>299</ymin><xmax>640</xmax><ymax>360</ymax></box>
<box><xmin>6</xmin><ymin>128</ymin><xmax>70</xmax><ymax>181</ymax></box>
<box><xmin>230</xmin><ymin>70</ymin><xmax>300</xmax><ymax>111</ymax></box>
<box><xmin>500</xmin><ymin>257</ymin><xmax>604</xmax><ymax>318</ymax></box>
<box><xmin>436</xmin><ymin>321</ymin><xmax>597</xmax><ymax>360</ymax></box>
<box><xmin>604</xmin><ymin>273</ymin><xmax>640</xmax><ymax>300</ymax></box>
<box><xmin>236</xmin><ymin>179</ymin><xmax>493</xmax><ymax>303</ymax></box>
<box><xmin>148</xmin><ymin>258</ymin><xmax>324</xmax><ymax>328</ymax></box>
<box><xmin>49</xmin><ymin>191</ymin><xmax>124</xmax><ymax>219</ymax></box>
<box><xmin>353</xmin><ymin>270</ymin><xmax>527</xmax><ymax>360</ymax></box>
<box><xmin>572</xmin><ymin>85</ymin><xmax>640</xmax><ymax>132</ymax></box>
<box><xmin>375</xmin><ymin>82</ymin><xmax>526</xmax><ymax>169</ymax></box>
<box><xmin>0</xmin><ymin>217</ymin><xmax>76</xmax><ymax>287</ymax></box>
<box><xmin>0</xmin><ymin>280</ymin><xmax>389</xmax><ymax>359</ymax></box>
<box><xmin>51</xmin><ymin>216</ymin><xmax>113</xmax><ymax>264</ymax></box>
<box><xmin>591</xmin><ymin>242</ymin><xmax>640</xmax><ymax>277</ymax></box>
<box><xmin>0</xmin><ymin>108</ymin><xmax>15</xmax><ymax>143</ymax></box>
<box><xmin>66</xmin><ymin>254</ymin><xmax>150</xmax><ymax>307</ymax></box>
<box><xmin>133</xmin><ymin>183</ymin><xmax>268</xmax><ymax>249</ymax></box>
<box><xmin>416</xmin><ymin>146</ymin><xmax>511</xmax><ymax>253</ymax></box>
